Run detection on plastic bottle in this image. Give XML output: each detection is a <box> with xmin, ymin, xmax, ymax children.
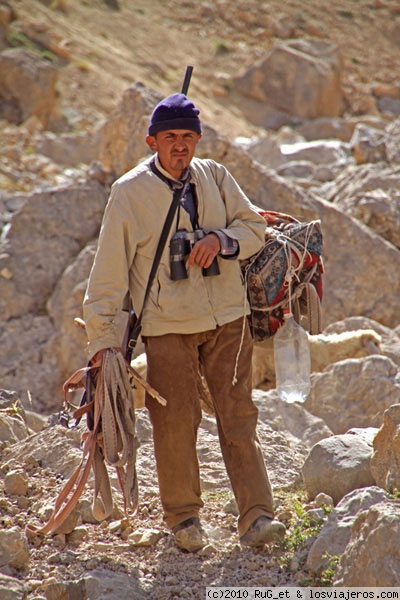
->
<box><xmin>273</xmin><ymin>310</ymin><xmax>311</xmax><ymax>403</ymax></box>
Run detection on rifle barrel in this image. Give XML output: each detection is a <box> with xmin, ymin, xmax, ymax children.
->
<box><xmin>181</xmin><ymin>66</ymin><xmax>193</xmax><ymax>95</ymax></box>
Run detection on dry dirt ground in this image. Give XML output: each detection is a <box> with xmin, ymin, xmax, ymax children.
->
<box><xmin>1</xmin><ymin>0</ymin><xmax>400</xmax><ymax>597</ymax></box>
<box><xmin>5</xmin><ymin>0</ymin><xmax>400</xmax><ymax>139</ymax></box>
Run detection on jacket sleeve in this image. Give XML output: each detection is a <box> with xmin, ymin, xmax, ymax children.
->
<box><xmin>209</xmin><ymin>161</ymin><xmax>266</xmax><ymax>260</ymax></box>
<box><xmin>83</xmin><ymin>183</ymin><xmax>137</xmax><ymax>359</ymax></box>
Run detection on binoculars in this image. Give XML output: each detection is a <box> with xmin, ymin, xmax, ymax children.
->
<box><xmin>169</xmin><ymin>229</ymin><xmax>220</xmax><ymax>281</ymax></box>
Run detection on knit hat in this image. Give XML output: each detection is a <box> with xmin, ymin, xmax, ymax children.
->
<box><xmin>148</xmin><ymin>93</ymin><xmax>202</xmax><ymax>136</ymax></box>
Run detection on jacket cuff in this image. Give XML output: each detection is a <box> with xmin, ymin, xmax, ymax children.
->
<box><xmin>210</xmin><ymin>229</ymin><xmax>239</xmax><ymax>259</ymax></box>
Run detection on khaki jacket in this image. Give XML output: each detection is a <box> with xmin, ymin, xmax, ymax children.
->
<box><xmin>83</xmin><ymin>156</ymin><xmax>266</xmax><ymax>358</ymax></box>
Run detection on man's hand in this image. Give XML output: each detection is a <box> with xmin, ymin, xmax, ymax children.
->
<box><xmin>189</xmin><ymin>233</ymin><xmax>220</xmax><ymax>269</ymax></box>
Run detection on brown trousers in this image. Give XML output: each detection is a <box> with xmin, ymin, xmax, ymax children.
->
<box><xmin>144</xmin><ymin>317</ymin><xmax>274</xmax><ymax>537</ymax></box>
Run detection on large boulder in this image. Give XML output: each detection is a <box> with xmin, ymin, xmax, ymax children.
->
<box><xmin>334</xmin><ymin>501</ymin><xmax>400</xmax><ymax>586</ymax></box>
<box><xmin>304</xmin><ymin>355</ymin><xmax>400</xmax><ymax>434</ymax></box>
<box><xmin>0</xmin><ymin>181</ymin><xmax>108</xmax><ymax>321</ymax></box>
<box><xmin>302</xmin><ymin>428</ymin><xmax>378</xmax><ymax>504</ymax></box>
<box><xmin>232</xmin><ymin>38</ymin><xmax>343</xmax><ymax>127</ymax></box>
<box><xmin>99</xmin><ymin>82</ymin><xmax>160</xmax><ymax>177</ymax></box>
<box><xmin>0</xmin><ymin>315</ymin><xmax>60</xmax><ymax>413</ymax></box>
<box><xmin>0</xmin><ymin>527</ymin><xmax>29</xmax><ymax>570</ymax></box>
<box><xmin>371</xmin><ymin>404</ymin><xmax>400</xmax><ymax>493</ymax></box>
<box><xmin>253</xmin><ymin>389</ymin><xmax>332</xmax><ymax>454</ymax></box>
<box><xmin>0</xmin><ymin>48</ymin><xmax>58</xmax><ymax>126</ymax></box>
<box><xmin>331</xmin><ymin>162</ymin><xmax>400</xmax><ymax>248</ymax></box>
<box><xmin>306</xmin><ymin>486</ymin><xmax>388</xmax><ymax>575</ymax></box>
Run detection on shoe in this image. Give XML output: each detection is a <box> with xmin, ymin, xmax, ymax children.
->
<box><xmin>172</xmin><ymin>517</ymin><xmax>207</xmax><ymax>552</ymax></box>
<box><xmin>240</xmin><ymin>516</ymin><xmax>286</xmax><ymax>548</ymax></box>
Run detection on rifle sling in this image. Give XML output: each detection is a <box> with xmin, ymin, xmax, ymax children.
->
<box><xmin>128</xmin><ymin>174</ymin><xmax>186</xmax><ymax>349</ymax></box>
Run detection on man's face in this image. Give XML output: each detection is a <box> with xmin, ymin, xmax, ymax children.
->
<box><xmin>146</xmin><ymin>129</ymin><xmax>201</xmax><ymax>179</ymax></box>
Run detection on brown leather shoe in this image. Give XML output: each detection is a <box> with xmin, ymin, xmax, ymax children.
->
<box><xmin>240</xmin><ymin>516</ymin><xmax>286</xmax><ymax>547</ymax></box>
<box><xmin>172</xmin><ymin>517</ymin><xmax>207</xmax><ymax>552</ymax></box>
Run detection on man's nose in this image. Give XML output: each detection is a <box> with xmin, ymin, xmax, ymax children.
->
<box><xmin>174</xmin><ymin>137</ymin><xmax>186</xmax><ymax>148</ymax></box>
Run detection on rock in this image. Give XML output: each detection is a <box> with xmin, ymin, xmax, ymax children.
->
<box><xmin>128</xmin><ymin>528</ymin><xmax>165</xmax><ymax>547</ymax></box>
<box><xmin>385</xmin><ymin>118</ymin><xmax>400</xmax><ymax>163</ymax></box>
<box><xmin>306</xmin><ymin>486</ymin><xmax>388</xmax><ymax>574</ymax></box>
<box><xmin>0</xmin><ymin>48</ymin><xmax>58</xmax><ymax>126</ymax></box>
<box><xmin>82</xmin><ymin>568</ymin><xmax>149</xmax><ymax>600</ymax></box>
<box><xmin>67</xmin><ymin>526</ymin><xmax>89</xmax><ymax>544</ymax></box>
<box><xmin>253</xmin><ymin>389</ymin><xmax>332</xmax><ymax>453</ymax></box>
<box><xmin>334</xmin><ymin>500</ymin><xmax>400</xmax><ymax>586</ymax></box>
<box><xmin>377</xmin><ymin>96</ymin><xmax>400</xmax><ymax>116</ymax></box>
<box><xmin>295</xmin><ymin>116</ymin><xmax>356</xmax><ymax>142</ymax></box>
<box><xmin>305</xmin><ymin>355</ymin><xmax>400</xmax><ymax>434</ymax></box>
<box><xmin>232</xmin><ymin>38</ymin><xmax>343</xmax><ymax>127</ymax></box>
<box><xmin>350</xmin><ymin>123</ymin><xmax>387</xmax><ymax>164</ymax></box>
<box><xmin>0</xmin><ymin>315</ymin><xmax>60</xmax><ymax>414</ymax></box>
<box><xmin>0</xmin><ymin>527</ymin><xmax>29</xmax><ymax>570</ymax></box>
<box><xmin>0</xmin><ymin>181</ymin><xmax>108</xmax><ymax>321</ymax></box>
<box><xmin>44</xmin><ymin>579</ymin><xmax>85</xmax><ymax>600</ymax></box>
<box><xmin>4</xmin><ymin>469</ymin><xmax>29</xmax><ymax>496</ymax></box>
<box><xmin>24</xmin><ymin>409</ymin><xmax>47</xmax><ymax>433</ymax></box>
<box><xmin>313</xmin><ymin>492</ymin><xmax>334</xmax><ymax>510</ymax></box>
<box><xmin>327</xmin><ymin>161</ymin><xmax>400</xmax><ymax>248</ymax></box>
<box><xmin>371</xmin><ymin>404</ymin><xmax>400</xmax><ymax>493</ymax></box>
<box><xmin>34</xmin><ymin>129</ymin><xmax>101</xmax><ymax>167</ymax></box>
<box><xmin>279</xmin><ymin>139</ymin><xmax>352</xmax><ymax>167</ymax></box>
<box><xmin>39</xmin><ymin>503</ymin><xmax>80</xmax><ymax>536</ymax></box>
<box><xmin>0</xmin><ymin>417</ymin><xmax>28</xmax><ymax>449</ymax></box>
<box><xmin>99</xmin><ymin>82</ymin><xmax>161</xmax><ymax>177</ymax></box>
<box><xmin>302</xmin><ymin>428</ymin><xmax>378</xmax><ymax>504</ymax></box>
<box><xmin>0</xmin><ymin>573</ymin><xmax>26</xmax><ymax>600</ymax></box>
<box><xmin>276</xmin><ymin>160</ymin><xmax>315</xmax><ymax>180</ymax></box>
<box><xmin>46</xmin><ymin>240</ymin><xmax>100</xmax><ymax>377</ymax></box>
<box><xmin>0</xmin><ymin>181</ymin><xmax>108</xmax><ymax>411</ymax></box>
<box><xmin>3</xmin><ymin>424</ymin><xmax>82</xmax><ymax>480</ymax></box>
<box><xmin>334</xmin><ymin>185</ymin><xmax>400</xmax><ymax>249</ymax></box>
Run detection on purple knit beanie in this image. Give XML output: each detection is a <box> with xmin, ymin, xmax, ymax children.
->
<box><xmin>148</xmin><ymin>93</ymin><xmax>202</xmax><ymax>136</ymax></box>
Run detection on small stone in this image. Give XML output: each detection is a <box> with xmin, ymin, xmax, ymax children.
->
<box><xmin>4</xmin><ymin>470</ymin><xmax>29</xmax><ymax>496</ymax></box>
<box><xmin>129</xmin><ymin>528</ymin><xmax>164</xmax><ymax>547</ymax></box>
<box><xmin>223</xmin><ymin>497</ymin><xmax>239</xmax><ymax>516</ymax></box>
<box><xmin>120</xmin><ymin>526</ymin><xmax>133</xmax><ymax>540</ymax></box>
<box><xmin>305</xmin><ymin>508</ymin><xmax>326</xmax><ymax>525</ymax></box>
<box><xmin>314</xmin><ymin>492</ymin><xmax>334</xmax><ymax>509</ymax></box>
<box><xmin>52</xmin><ymin>534</ymin><xmax>67</xmax><ymax>548</ymax></box>
<box><xmin>67</xmin><ymin>526</ymin><xmax>89</xmax><ymax>544</ymax></box>
<box><xmin>198</xmin><ymin>543</ymin><xmax>216</xmax><ymax>556</ymax></box>
<box><xmin>0</xmin><ymin>527</ymin><xmax>30</xmax><ymax>569</ymax></box>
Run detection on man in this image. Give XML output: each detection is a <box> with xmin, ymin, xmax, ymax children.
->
<box><xmin>83</xmin><ymin>93</ymin><xmax>285</xmax><ymax>551</ymax></box>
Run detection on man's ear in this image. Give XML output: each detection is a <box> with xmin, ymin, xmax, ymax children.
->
<box><xmin>146</xmin><ymin>135</ymin><xmax>157</xmax><ymax>152</ymax></box>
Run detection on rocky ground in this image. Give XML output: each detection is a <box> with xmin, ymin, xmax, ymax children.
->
<box><xmin>1</xmin><ymin>402</ymin><xmax>333</xmax><ymax>599</ymax></box>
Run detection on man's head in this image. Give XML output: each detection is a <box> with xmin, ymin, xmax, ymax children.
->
<box><xmin>146</xmin><ymin>93</ymin><xmax>202</xmax><ymax>179</ymax></box>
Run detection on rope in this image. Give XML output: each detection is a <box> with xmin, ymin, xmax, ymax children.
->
<box><xmin>232</xmin><ymin>279</ymin><xmax>250</xmax><ymax>385</ymax></box>
<box><xmin>276</xmin><ymin>220</ymin><xmax>317</xmax><ymax>315</ymax></box>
